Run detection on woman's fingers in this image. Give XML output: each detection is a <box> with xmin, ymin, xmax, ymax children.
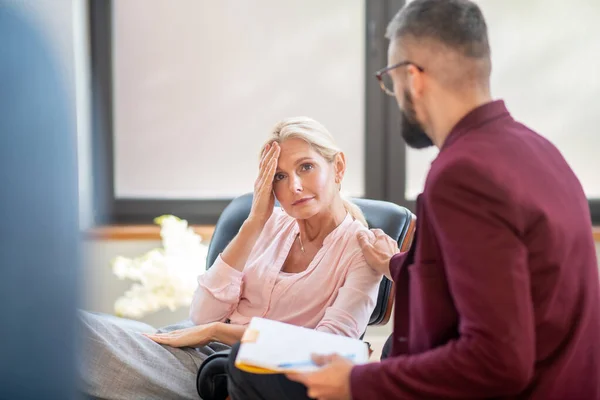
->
<box><xmin>251</xmin><ymin>142</ymin><xmax>279</xmax><ymax>225</ymax></box>
<box><xmin>266</xmin><ymin>153</ymin><xmax>278</xmax><ymax>181</ymax></box>
<box><xmin>258</xmin><ymin>143</ymin><xmax>272</xmax><ymax>171</ymax></box>
<box><xmin>264</xmin><ymin>144</ymin><xmax>280</xmax><ymax>176</ymax></box>
<box><xmin>257</xmin><ymin>148</ymin><xmax>279</xmax><ymax>191</ymax></box>
<box><xmin>144</xmin><ymin>333</ymin><xmax>169</xmax><ymax>344</ymax></box>
<box><xmin>145</xmin><ymin>330</ymin><xmax>180</xmax><ymax>338</ymax></box>
<box><xmin>255</xmin><ymin>157</ymin><xmax>273</xmax><ymax>190</ymax></box>
<box><xmin>144</xmin><ymin>332</ymin><xmax>188</xmax><ymax>347</ymax></box>
<box><xmin>259</xmin><ymin>142</ymin><xmax>278</xmax><ymax>172</ymax></box>
<box><xmin>256</xmin><ymin>144</ymin><xmax>277</xmax><ymax>188</ymax></box>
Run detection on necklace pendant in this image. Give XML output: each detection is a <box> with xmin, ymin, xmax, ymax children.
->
<box><xmin>297</xmin><ymin>232</ymin><xmax>305</xmax><ymax>253</ymax></box>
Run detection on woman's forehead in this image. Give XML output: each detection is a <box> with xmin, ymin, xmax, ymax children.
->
<box><xmin>277</xmin><ymin>138</ymin><xmax>322</xmax><ymax>167</ymax></box>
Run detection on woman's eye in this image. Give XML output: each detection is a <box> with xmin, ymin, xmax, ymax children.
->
<box><xmin>274</xmin><ymin>173</ymin><xmax>285</xmax><ymax>182</ymax></box>
<box><xmin>301</xmin><ymin>163</ymin><xmax>314</xmax><ymax>171</ymax></box>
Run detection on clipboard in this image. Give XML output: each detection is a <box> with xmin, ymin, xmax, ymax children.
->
<box><xmin>234</xmin><ymin>317</ymin><xmax>370</xmax><ymax>374</ymax></box>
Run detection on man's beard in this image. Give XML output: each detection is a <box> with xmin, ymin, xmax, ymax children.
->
<box><xmin>400</xmin><ymin>89</ymin><xmax>434</xmax><ymax>149</ymax></box>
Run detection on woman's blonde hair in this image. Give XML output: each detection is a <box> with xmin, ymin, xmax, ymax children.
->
<box><xmin>263</xmin><ymin>116</ymin><xmax>368</xmax><ymax>227</ymax></box>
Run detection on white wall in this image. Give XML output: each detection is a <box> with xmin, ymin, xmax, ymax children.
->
<box><xmin>112</xmin><ymin>0</ymin><xmax>366</xmax><ymax>199</ymax></box>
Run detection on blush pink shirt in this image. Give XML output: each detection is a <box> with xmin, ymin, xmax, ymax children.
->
<box><xmin>189</xmin><ymin>208</ymin><xmax>382</xmax><ymax>338</ymax></box>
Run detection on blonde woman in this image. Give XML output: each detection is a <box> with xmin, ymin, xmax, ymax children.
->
<box><xmin>80</xmin><ymin>117</ymin><xmax>383</xmax><ymax>399</ymax></box>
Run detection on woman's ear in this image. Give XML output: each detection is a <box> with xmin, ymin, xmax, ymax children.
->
<box><xmin>333</xmin><ymin>152</ymin><xmax>346</xmax><ymax>184</ymax></box>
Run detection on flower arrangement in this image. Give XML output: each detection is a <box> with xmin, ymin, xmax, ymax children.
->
<box><xmin>111</xmin><ymin>215</ymin><xmax>208</xmax><ymax>318</ymax></box>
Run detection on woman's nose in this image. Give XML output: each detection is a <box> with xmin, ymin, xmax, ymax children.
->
<box><xmin>289</xmin><ymin>175</ymin><xmax>303</xmax><ymax>192</ymax></box>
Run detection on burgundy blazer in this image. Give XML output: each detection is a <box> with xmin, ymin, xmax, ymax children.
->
<box><xmin>351</xmin><ymin>101</ymin><xmax>600</xmax><ymax>399</ymax></box>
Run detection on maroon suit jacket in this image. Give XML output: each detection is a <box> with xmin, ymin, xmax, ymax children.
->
<box><xmin>351</xmin><ymin>101</ymin><xmax>600</xmax><ymax>399</ymax></box>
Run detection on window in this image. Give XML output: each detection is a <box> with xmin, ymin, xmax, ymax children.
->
<box><xmin>90</xmin><ymin>0</ymin><xmax>406</xmax><ymax>224</ymax></box>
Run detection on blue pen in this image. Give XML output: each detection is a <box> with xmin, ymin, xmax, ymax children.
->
<box><xmin>277</xmin><ymin>354</ymin><xmax>355</xmax><ymax>369</ymax></box>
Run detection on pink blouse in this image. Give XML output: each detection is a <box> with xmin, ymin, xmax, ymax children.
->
<box><xmin>189</xmin><ymin>209</ymin><xmax>382</xmax><ymax>338</ymax></box>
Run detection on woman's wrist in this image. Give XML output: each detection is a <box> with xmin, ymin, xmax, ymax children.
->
<box><xmin>220</xmin><ymin>216</ymin><xmax>266</xmax><ymax>271</ymax></box>
<box><xmin>243</xmin><ymin>216</ymin><xmax>266</xmax><ymax>234</ymax></box>
<box><xmin>209</xmin><ymin>322</ymin><xmax>223</xmax><ymax>342</ymax></box>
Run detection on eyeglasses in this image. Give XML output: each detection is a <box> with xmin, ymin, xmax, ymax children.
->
<box><xmin>375</xmin><ymin>61</ymin><xmax>425</xmax><ymax>96</ymax></box>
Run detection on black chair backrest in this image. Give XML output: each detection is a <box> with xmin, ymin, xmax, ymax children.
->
<box><xmin>206</xmin><ymin>193</ymin><xmax>415</xmax><ymax>325</ymax></box>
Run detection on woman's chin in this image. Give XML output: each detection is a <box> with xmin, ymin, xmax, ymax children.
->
<box><xmin>285</xmin><ymin>206</ymin><xmax>320</xmax><ymax>221</ymax></box>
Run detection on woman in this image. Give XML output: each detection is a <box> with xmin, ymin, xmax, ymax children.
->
<box><xmin>80</xmin><ymin>117</ymin><xmax>382</xmax><ymax>399</ymax></box>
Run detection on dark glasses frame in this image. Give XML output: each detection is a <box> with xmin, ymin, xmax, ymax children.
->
<box><xmin>375</xmin><ymin>61</ymin><xmax>425</xmax><ymax>96</ymax></box>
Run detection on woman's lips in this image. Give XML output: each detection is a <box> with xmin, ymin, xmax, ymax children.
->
<box><xmin>292</xmin><ymin>197</ymin><xmax>314</xmax><ymax>206</ymax></box>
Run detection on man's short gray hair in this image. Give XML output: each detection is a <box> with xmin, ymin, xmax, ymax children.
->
<box><xmin>386</xmin><ymin>0</ymin><xmax>490</xmax><ymax>59</ymax></box>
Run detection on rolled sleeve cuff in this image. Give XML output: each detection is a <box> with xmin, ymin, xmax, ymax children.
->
<box><xmin>389</xmin><ymin>251</ymin><xmax>409</xmax><ymax>279</ymax></box>
<box><xmin>197</xmin><ymin>255</ymin><xmax>243</xmax><ymax>299</ymax></box>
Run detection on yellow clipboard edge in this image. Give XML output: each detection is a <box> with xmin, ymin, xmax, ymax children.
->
<box><xmin>235</xmin><ymin>360</ymin><xmax>316</xmax><ymax>375</ymax></box>
<box><xmin>234</xmin><ymin>361</ymin><xmax>279</xmax><ymax>374</ymax></box>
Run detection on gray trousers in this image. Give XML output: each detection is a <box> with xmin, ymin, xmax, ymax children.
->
<box><xmin>78</xmin><ymin>311</ymin><xmax>229</xmax><ymax>400</ymax></box>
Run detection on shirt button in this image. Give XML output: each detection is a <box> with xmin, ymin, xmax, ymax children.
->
<box><xmin>398</xmin><ymin>336</ymin><xmax>407</xmax><ymax>342</ymax></box>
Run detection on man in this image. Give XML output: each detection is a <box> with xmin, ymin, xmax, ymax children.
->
<box><xmin>227</xmin><ymin>0</ymin><xmax>600</xmax><ymax>398</ymax></box>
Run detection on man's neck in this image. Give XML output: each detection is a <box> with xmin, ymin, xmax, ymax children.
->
<box><xmin>429</xmin><ymin>89</ymin><xmax>492</xmax><ymax>148</ymax></box>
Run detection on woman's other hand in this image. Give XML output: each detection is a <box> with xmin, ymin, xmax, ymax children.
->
<box><xmin>249</xmin><ymin>141</ymin><xmax>280</xmax><ymax>227</ymax></box>
<box><xmin>143</xmin><ymin>323</ymin><xmax>218</xmax><ymax>348</ymax></box>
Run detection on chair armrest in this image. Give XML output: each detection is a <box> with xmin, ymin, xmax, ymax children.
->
<box><xmin>196</xmin><ymin>349</ymin><xmax>232</xmax><ymax>400</ymax></box>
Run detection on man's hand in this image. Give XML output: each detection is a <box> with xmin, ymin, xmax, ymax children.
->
<box><xmin>356</xmin><ymin>229</ymin><xmax>399</xmax><ymax>280</ymax></box>
<box><xmin>286</xmin><ymin>354</ymin><xmax>353</xmax><ymax>400</ymax></box>
<box><xmin>143</xmin><ymin>323</ymin><xmax>217</xmax><ymax>348</ymax></box>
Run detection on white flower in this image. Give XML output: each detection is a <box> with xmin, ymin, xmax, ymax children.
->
<box><xmin>112</xmin><ymin>215</ymin><xmax>208</xmax><ymax>319</ymax></box>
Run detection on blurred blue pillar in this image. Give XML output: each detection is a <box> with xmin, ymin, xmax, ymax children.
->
<box><xmin>0</xmin><ymin>4</ymin><xmax>81</xmax><ymax>399</ymax></box>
